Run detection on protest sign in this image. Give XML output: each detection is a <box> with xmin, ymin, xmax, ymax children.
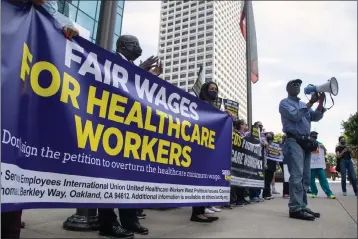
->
<box><xmin>213</xmin><ymin>97</ymin><xmax>223</xmax><ymax>110</ymax></box>
<box><xmin>223</xmin><ymin>99</ymin><xmax>239</xmax><ymax>118</ymax></box>
<box><xmin>1</xmin><ymin>2</ymin><xmax>232</xmax><ymax>212</ymax></box>
<box><xmin>231</xmin><ymin>132</ymin><xmax>264</xmax><ymax>188</ymax></box>
<box><xmin>267</xmin><ymin>143</ymin><xmax>283</xmax><ymax>162</ymax></box>
<box><xmin>310</xmin><ymin>146</ymin><xmax>326</xmax><ymax>169</ymax></box>
<box><xmin>191</xmin><ymin>66</ymin><xmax>203</xmax><ymax>97</ymax></box>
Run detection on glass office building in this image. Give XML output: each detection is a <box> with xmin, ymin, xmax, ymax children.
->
<box><xmin>57</xmin><ymin>0</ymin><xmax>124</xmax><ymax>51</ymax></box>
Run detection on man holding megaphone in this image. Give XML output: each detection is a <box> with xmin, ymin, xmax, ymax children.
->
<box><xmin>279</xmin><ymin>79</ymin><xmax>326</xmax><ymax>221</ymax></box>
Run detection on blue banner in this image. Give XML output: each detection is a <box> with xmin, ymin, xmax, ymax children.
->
<box><xmin>1</xmin><ymin>2</ymin><xmax>232</xmax><ymax>212</ymax></box>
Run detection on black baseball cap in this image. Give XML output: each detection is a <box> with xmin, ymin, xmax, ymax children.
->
<box><xmin>310</xmin><ymin>131</ymin><xmax>318</xmax><ymax>136</ymax></box>
<box><xmin>286</xmin><ymin>79</ymin><xmax>302</xmax><ymax>90</ymax></box>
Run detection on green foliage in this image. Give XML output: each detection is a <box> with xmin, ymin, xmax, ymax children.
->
<box><xmin>273</xmin><ymin>132</ymin><xmax>283</xmax><ymax>143</ymax></box>
<box><xmin>326</xmin><ymin>152</ymin><xmax>336</xmax><ymax>165</ymax></box>
<box><xmin>341</xmin><ymin>112</ymin><xmax>358</xmax><ymax>148</ymax></box>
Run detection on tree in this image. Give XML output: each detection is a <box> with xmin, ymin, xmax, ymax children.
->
<box><xmin>273</xmin><ymin>132</ymin><xmax>283</xmax><ymax>143</ymax></box>
<box><xmin>341</xmin><ymin>112</ymin><xmax>358</xmax><ymax>148</ymax></box>
<box><xmin>326</xmin><ymin>152</ymin><xmax>336</xmax><ymax>165</ymax></box>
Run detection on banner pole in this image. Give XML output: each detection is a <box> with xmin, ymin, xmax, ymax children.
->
<box><xmin>245</xmin><ymin>1</ymin><xmax>253</xmax><ymax>127</ymax></box>
<box><xmin>62</xmin><ymin>0</ymin><xmax>118</xmax><ymax>232</ymax></box>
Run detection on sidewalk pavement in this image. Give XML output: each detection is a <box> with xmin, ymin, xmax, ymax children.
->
<box><xmin>21</xmin><ymin>182</ymin><xmax>357</xmax><ymax>238</ymax></box>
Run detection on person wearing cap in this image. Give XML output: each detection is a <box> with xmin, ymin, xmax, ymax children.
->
<box><xmin>309</xmin><ymin>131</ymin><xmax>335</xmax><ymax>199</ymax></box>
<box><xmin>279</xmin><ymin>79</ymin><xmax>326</xmax><ymax>221</ymax></box>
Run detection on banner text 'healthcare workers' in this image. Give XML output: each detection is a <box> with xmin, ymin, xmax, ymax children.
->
<box><xmin>1</xmin><ymin>2</ymin><xmax>232</xmax><ymax>212</ymax></box>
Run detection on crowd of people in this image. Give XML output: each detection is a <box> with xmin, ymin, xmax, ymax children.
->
<box><xmin>2</xmin><ymin>1</ymin><xmax>357</xmax><ymax>239</ymax></box>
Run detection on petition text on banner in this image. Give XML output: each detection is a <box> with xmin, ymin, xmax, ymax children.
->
<box><xmin>1</xmin><ymin>3</ymin><xmax>232</xmax><ymax>212</ymax></box>
<box><xmin>231</xmin><ymin>131</ymin><xmax>264</xmax><ymax>188</ymax></box>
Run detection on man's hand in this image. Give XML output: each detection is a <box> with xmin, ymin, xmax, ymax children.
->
<box><xmin>139</xmin><ymin>55</ymin><xmax>159</xmax><ymax>71</ymax></box>
<box><xmin>149</xmin><ymin>61</ymin><xmax>163</xmax><ymax>76</ymax></box>
<box><xmin>63</xmin><ymin>26</ymin><xmax>79</xmax><ymax>39</ymax></box>
<box><xmin>310</xmin><ymin>93</ymin><xmax>319</xmax><ymax>103</ymax></box>
<box><xmin>32</xmin><ymin>0</ymin><xmax>46</xmax><ymax>5</ymax></box>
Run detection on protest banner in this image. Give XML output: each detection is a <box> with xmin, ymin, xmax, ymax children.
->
<box><xmin>310</xmin><ymin>146</ymin><xmax>326</xmax><ymax>169</ymax></box>
<box><xmin>191</xmin><ymin>66</ymin><xmax>203</xmax><ymax>97</ymax></box>
<box><xmin>213</xmin><ymin>97</ymin><xmax>223</xmax><ymax>110</ymax></box>
<box><xmin>223</xmin><ymin>99</ymin><xmax>239</xmax><ymax>118</ymax></box>
<box><xmin>267</xmin><ymin>142</ymin><xmax>283</xmax><ymax>162</ymax></box>
<box><xmin>1</xmin><ymin>2</ymin><xmax>233</xmax><ymax>212</ymax></box>
<box><xmin>231</xmin><ymin>131</ymin><xmax>264</xmax><ymax>188</ymax></box>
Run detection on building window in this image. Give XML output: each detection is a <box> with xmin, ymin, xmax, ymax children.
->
<box><xmin>174</xmin><ymin>46</ymin><xmax>180</xmax><ymax>51</ymax></box>
<box><xmin>172</xmin><ymin>75</ymin><xmax>179</xmax><ymax>80</ymax></box>
<box><xmin>206</xmin><ymin>39</ymin><xmax>213</xmax><ymax>44</ymax></box>
<box><xmin>165</xmin><ymin>76</ymin><xmax>170</xmax><ymax>81</ymax></box>
<box><xmin>189</xmin><ymin>57</ymin><xmax>195</xmax><ymax>62</ymax></box>
<box><xmin>206</xmin><ymin>46</ymin><xmax>213</xmax><ymax>51</ymax></box>
<box><xmin>173</xmin><ymin>60</ymin><xmax>179</xmax><ymax>65</ymax></box>
<box><xmin>173</xmin><ymin>67</ymin><xmax>178</xmax><ymax>72</ymax></box>
<box><xmin>198</xmin><ymin>7</ymin><xmax>205</xmax><ymax>12</ymax></box>
<box><xmin>181</xmin><ymin>59</ymin><xmax>187</xmax><ymax>63</ymax></box>
<box><xmin>197</xmin><ymin>56</ymin><xmax>203</xmax><ymax>60</ymax></box>
<box><xmin>180</xmin><ymin>66</ymin><xmax>187</xmax><ymax>70</ymax></box>
<box><xmin>174</xmin><ymin>33</ymin><xmax>180</xmax><ymax>37</ymax></box>
<box><xmin>175</xmin><ymin>26</ymin><xmax>180</xmax><ymax>31</ymax></box>
<box><xmin>183</xmin><ymin>18</ymin><xmax>189</xmax><ymax>22</ymax></box>
<box><xmin>175</xmin><ymin>20</ymin><xmax>180</xmax><ymax>24</ymax></box>
<box><xmin>180</xmin><ymin>81</ymin><xmax>186</xmax><ymax>86</ymax></box>
<box><xmin>189</xmin><ymin>43</ymin><xmax>195</xmax><ymax>48</ymax></box>
<box><xmin>190</xmin><ymin>29</ymin><xmax>196</xmax><ymax>34</ymax></box>
<box><xmin>207</xmin><ymin>11</ymin><xmax>213</xmax><ymax>16</ymax></box>
<box><xmin>198</xmin><ymin>27</ymin><xmax>204</xmax><ymax>32</ymax></box>
<box><xmin>206</xmin><ymin>32</ymin><xmax>213</xmax><ymax>37</ymax></box>
<box><xmin>191</xmin><ymin>9</ymin><xmax>197</xmax><ymax>14</ymax></box>
<box><xmin>198</xmin><ymin>20</ymin><xmax>204</xmax><ymax>25</ymax></box>
<box><xmin>190</xmin><ymin>22</ymin><xmax>196</xmax><ymax>27</ymax></box>
<box><xmin>167</xmin><ymin>35</ymin><xmax>173</xmax><ymax>39</ymax></box>
<box><xmin>206</xmin><ymin>54</ymin><xmax>213</xmax><ymax>58</ymax></box>
<box><xmin>189</xmin><ymin>65</ymin><xmax>195</xmax><ymax>69</ymax></box>
<box><xmin>189</xmin><ymin>36</ymin><xmax>196</xmax><ymax>41</ymax></box>
<box><xmin>189</xmin><ymin>50</ymin><xmax>195</xmax><ymax>54</ymax></box>
<box><xmin>182</xmin><ymin>24</ymin><xmax>188</xmax><ymax>29</ymax></box>
<box><xmin>167</xmin><ymin>42</ymin><xmax>173</xmax><ymax>46</ymax></box>
<box><xmin>173</xmin><ymin>54</ymin><xmax>179</xmax><ymax>58</ymax></box>
<box><xmin>188</xmin><ymin>80</ymin><xmax>194</xmax><ymax>85</ymax></box>
<box><xmin>168</xmin><ymin>29</ymin><xmax>173</xmax><ymax>33</ymax></box>
<box><xmin>182</xmin><ymin>38</ymin><xmax>188</xmax><ymax>42</ymax></box>
<box><xmin>182</xmin><ymin>45</ymin><xmax>187</xmax><ymax>49</ymax></box>
<box><xmin>197</xmin><ymin>48</ymin><xmax>204</xmax><ymax>53</ymax></box>
<box><xmin>182</xmin><ymin>31</ymin><xmax>188</xmax><ymax>36</ymax></box>
<box><xmin>206</xmin><ymin>69</ymin><xmax>212</xmax><ymax>74</ymax></box>
<box><xmin>191</xmin><ymin>2</ymin><xmax>197</xmax><ymax>7</ymax></box>
<box><xmin>166</xmin><ymin>55</ymin><xmax>172</xmax><ymax>59</ymax></box>
<box><xmin>198</xmin><ymin>41</ymin><xmax>204</xmax><ymax>46</ymax></box>
<box><xmin>175</xmin><ymin>13</ymin><xmax>180</xmax><ymax>18</ymax></box>
<box><xmin>181</xmin><ymin>51</ymin><xmax>187</xmax><ymax>56</ymax></box>
<box><xmin>198</xmin><ymin>34</ymin><xmax>204</xmax><ymax>39</ymax></box>
<box><xmin>198</xmin><ymin>13</ymin><xmax>205</xmax><ymax>18</ymax></box>
<box><xmin>180</xmin><ymin>73</ymin><xmax>186</xmax><ymax>78</ymax></box>
<box><xmin>207</xmin><ymin>25</ymin><xmax>213</xmax><ymax>30</ymax></box>
<box><xmin>190</xmin><ymin>15</ymin><xmax>196</xmax><ymax>20</ymax></box>
<box><xmin>188</xmin><ymin>72</ymin><xmax>195</xmax><ymax>77</ymax></box>
<box><xmin>207</xmin><ymin>18</ymin><xmax>213</xmax><ymax>23</ymax></box>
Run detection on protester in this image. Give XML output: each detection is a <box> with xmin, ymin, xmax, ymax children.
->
<box><xmin>279</xmin><ymin>79</ymin><xmax>325</xmax><ymax>221</ymax></box>
<box><xmin>309</xmin><ymin>131</ymin><xmax>335</xmax><ymax>199</ymax></box>
<box><xmin>249</xmin><ymin>121</ymin><xmax>266</xmax><ymax>202</ymax></box>
<box><xmin>97</xmin><ymin>35</ymin><xmax>160</xmax><ymax>239</ymax></box>
<box><xmin>2</xmin><ymin>1</ymin><xmax>77</xmax><ymax>238</ymax></box>
<box><xmin>271</xmin><ymin>175</ymin><xmax>280</xmax><ymax>194</ymax></box>
<box><xmin>262</xmin><ymin>132</ymin><xmax>277</xmax><ymax>200</ymax></box>
<box><xmin>190</xmin><ymin>81</ymin><xmax>223</xmax><ymax>223</ymax></box>
<box><xmin>336</xmin><ymin>136</ymin><xmax>358</xmax><ymax>196</ymax></box>
<box><xmin>280</xmin><ymin>134</ymin><xmax>290</xmax><ymax>199</ymax></box>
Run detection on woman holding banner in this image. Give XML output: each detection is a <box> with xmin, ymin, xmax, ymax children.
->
<box><xmin>191</xmin><ymin>81</ymin><xmax>229</xmax><ymax>222</ymax></box>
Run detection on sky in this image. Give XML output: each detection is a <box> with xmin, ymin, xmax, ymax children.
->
<box><xmin>121</xmin><ymin>1</ymin><xmax>357</xmax><ymax>153</ymax></box>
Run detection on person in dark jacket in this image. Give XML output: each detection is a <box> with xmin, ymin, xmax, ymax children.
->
<box><xmin>191</xmin><ymin>81</ymin><xmax>227</xmax><ymax>223</ymax></box>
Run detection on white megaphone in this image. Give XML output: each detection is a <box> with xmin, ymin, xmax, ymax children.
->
<box><xmin>304</xmin><ymin>77</ymin><xmax>339</xmax><ymax>96</ymax></box>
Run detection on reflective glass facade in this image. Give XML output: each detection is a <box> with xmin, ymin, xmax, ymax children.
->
<box><xmin>57</xmin><ymin>0</ymin><xmax>124</xmax><ymax>51</ymax></box>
